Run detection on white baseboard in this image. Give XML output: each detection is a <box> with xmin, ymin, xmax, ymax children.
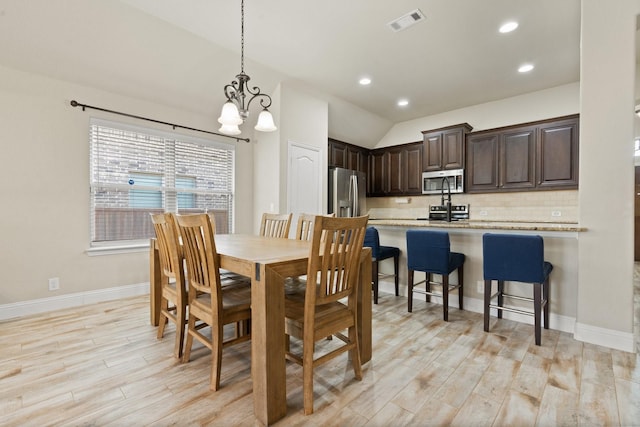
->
<box><xmin>379</xmin><ymin>280</ymin><xmax>634</xmax><ymax>351</ymax></box>
<box><xmin>575</xmin><ymin>322</ymin><xmax>635</xmax><ymax>353</ymax></box>
<box><xmin>0</xmin><ymin>283</ymin><xmax>149</xmax><ymax>321</ymax></box>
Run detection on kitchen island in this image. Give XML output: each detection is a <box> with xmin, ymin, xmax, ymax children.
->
<box><xmin>367</xmin><ymin>218</ymin><xmax>585</xmax><ymax>335</ymax></box>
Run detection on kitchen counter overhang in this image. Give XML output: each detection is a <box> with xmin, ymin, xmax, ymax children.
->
<box><xmin>368</xmin><ymin>218</ymin><xmax>586</xmax><ymax>234</ymax></box>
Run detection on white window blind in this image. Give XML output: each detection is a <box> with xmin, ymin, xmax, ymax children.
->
<box><xmin>89</xmin><ymin>118</ymin><xmax>235</xmax><ymax>245</ymax></box>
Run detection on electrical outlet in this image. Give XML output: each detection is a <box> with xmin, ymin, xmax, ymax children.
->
<box><xmin>551</xmin><ymin>210</ymin><xmax>562</xmax><ymax>217</ymax></box>
<box><xmin>48</xmin><ymin>277</ymin><xmax>60</xmax><ymax>291</ymax></box>
<box><xmin>479</xmin><ymin>210</ymin><xmax>488</xmax><ymax>216</ymax></box>
<box><xmin>477</xmin><ymin>281</ymin><xmax>484</xmax><ymax>293</ymax></box>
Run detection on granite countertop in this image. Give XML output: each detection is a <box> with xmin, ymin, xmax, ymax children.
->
<box><xmin>367</xmin><ymin>218</ymin><xmax>586</xmax><ymax>232</ymax></box>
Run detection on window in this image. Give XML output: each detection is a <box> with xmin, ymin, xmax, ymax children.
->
<box><xmin>89</xmin><ymin>118</ymin><xmax>235</xmax><ymax>245</ymax></box>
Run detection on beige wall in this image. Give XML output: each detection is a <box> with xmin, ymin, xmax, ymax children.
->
<box><xmin>0</xmin><ymin>65</ymin><xmax>255</xmax><ymax>304</ymax></box>
<box><xmin>252</xmin><ymin>81</ymin><xmax>329</xmax><ymax>233</ymax></box>
<box><xmin>576</xmin><ymin>0</ymin><xmax>638</xmax><ymax>344</ymax></box>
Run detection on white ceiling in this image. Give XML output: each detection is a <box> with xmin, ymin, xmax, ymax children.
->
<box><xmin>0</xmin><ymin>0</ymin><xmax>581</xmax><ymax>131</ymax></box>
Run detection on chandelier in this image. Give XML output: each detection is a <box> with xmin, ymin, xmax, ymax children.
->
<box><xmin>217</xmin><ymin>0</ymin><xmax>277</xmax><ymax>136</ymax></box>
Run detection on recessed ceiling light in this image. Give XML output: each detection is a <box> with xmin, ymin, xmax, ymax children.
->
<box><xmin>397</xmin><ymin>99</ymin><xmax>409</xmax><ymax>107</ymax></box>
<box><xmin>359</xmin><ymin>77</ymin><xmax>372</xmax><ymax>85</ymax></box>
<box><xmin>499</xmin><ymin>21</ymin><xmax>519</xmax><ymax>33</ymax></box>
<box><xmin>518</xmin><ymin>64</ymin><xmax>534</xmax><ymax>73</ymax></box>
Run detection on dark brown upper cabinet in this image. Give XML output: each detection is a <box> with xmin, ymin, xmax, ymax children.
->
<box><xmin>368</xmin><ymin>149</ymin><xmax>388</xmax><ymax>196</ymax></box>
<box><xmin>466</xmin><ymin>114</ymin><xmax>579</xmax><ymax>193</ymax></box>
<box><xmin>422</xmin><ymin>123</ymin><xmax>473</xmax><ymax>172</ymax></box>
<box><xmin>404</xmin><ymin>143</ymin><xmax>423</xmax><ymax>194</ymax></box>
<box><xmin>500</xmin><ymin>125</ymin><xmax>536</xmax><ymax>190</ymax></box>
<box><xmin>466</xmin><ymin>132</ymin><xmax>499</xmax><ymax>191</ymax></box>
<box><xmin>536</xmin><ymin>117</ymin><xmax>579</xmax><ymax>188</ymax></box>
<box><xmin>328</xmin><ymin>138</ymin><xmax>368</xmax><ymax>175</ymax></box>
<box><xmin>367</xmin><ymin>142</ymin><xmax>423</xmax><ymax>196</ymax></box>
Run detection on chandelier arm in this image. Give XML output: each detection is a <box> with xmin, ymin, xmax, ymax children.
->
<box><xmin>245</xmin><ymin>91</ymin><xmax>273</xmax><ymax>110</ymax></box>
<box><xmin>223</xmin><ymin>81</ymin><xmax>241</xmax><ymax>103</ymax></box>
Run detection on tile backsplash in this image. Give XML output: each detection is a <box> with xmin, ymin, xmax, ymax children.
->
<box><xmin>366</xmin><ymin>190</ymin><xmax>578</xmax><ymax>223</ymax></box>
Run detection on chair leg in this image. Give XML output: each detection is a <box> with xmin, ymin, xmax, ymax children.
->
<box><xmin>458</xmin><ymin>266</ymin><xmax>464</xmax><ymax>311</ymax></box>
<box><xmin>157</xmin><ymin>298</ymin><xmax>169</xmax><ymax>339</ymax></box>
<box><xmin>349</xmin><ymin>323</ymin><xmax>363</xmax><ymax>381</ymax></box>
<box><xmin>393</xmin><ymin>254</ymin><xmax>399</xmax><ymax>296</ymax></box>
<box><xmin>182</xmin><ymin>313</ymin><xmax>196</xmax><ymax>363</ymax></box>
<box><xmin>372</xmin><ymin>260</ymin><xmax>379</xmax><ymax>305</ymax></box>
<box><xmin>497</xmin><ymin>281</ymin><xmax>504</xmax><ymax>319</ymax></box>
<box><xmin>174</xmin><ymin>302</ymin><xmax>186</xmax><ymax>359</ymax></box>
<box><xmin>442</xmin><ymin>275</ymin><xmax>449</xmax><ymax>322</ymax></box>
<box><xmin>484</xmin><ymin>279</ymin><xmax>491</xmax><ymax>332</ymax></box>
<box><xmin>211</xmin><ymin>323</ymin><xmax>224</xmax><ymax>390</ymax></box>
<box><xmin>425</xmin><ymin>273</ymin><xmax>431</xmax><ymax>303</ymax></box>
<box><xmin>543</xmin><ymin>277</ymin><xmax>550</xmax><ymax>329</ymax></box>
<box><xmin>303</xmin><ymin>340</ymin><xmax>315</xmax><ymax>415</ymax></box>
<box><xmin>534</xmin><ymin>282</ymin><xmax>542</xmax><ymax>346</ymax></box>
<box><xmin>407</xmin><ymin>269</ymin><xmax>414</xmax><ymax>312</ymax></box>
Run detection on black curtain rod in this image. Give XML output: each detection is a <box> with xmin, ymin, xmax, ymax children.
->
<box><xmin>69</xmin><ymin>100</ymin><xmax>250</xmax><ymax>143</ymax></box>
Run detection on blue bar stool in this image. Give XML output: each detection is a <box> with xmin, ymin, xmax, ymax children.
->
<box><xmin>364</xmin><ymin>227</ymin><xmax>400</xmax><ymax>304</ymax></box>
<box><xmin>406</xmin><ymin>229</ymin><xmax>465</xmax><ymax>321</ymax></box>
<box><xmin>482</xmin><ymin>233</ymin><xmax>553</xmax><ymax>346</ymax></box>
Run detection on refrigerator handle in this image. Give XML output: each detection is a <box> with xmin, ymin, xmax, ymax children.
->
<box><xmin>350</xmin><ymin>175</ymin><xmax>358</xmax><ymax>217</ymax></box>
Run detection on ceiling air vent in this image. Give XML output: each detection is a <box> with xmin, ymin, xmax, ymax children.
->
<box><xmin>387</xmin><ymin>9</ymin><xmax>425</xmax><ymax>32</ymax></box>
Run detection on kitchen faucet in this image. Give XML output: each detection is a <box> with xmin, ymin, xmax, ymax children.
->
<box><xmin>441</xmin><ymin>176</ymin><xmax>452</xmax><ymax>222</ymax></box>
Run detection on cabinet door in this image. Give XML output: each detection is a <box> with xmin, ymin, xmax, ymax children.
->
<box><xmin>467</xmin><ymin>133</ymin><xmax>499</xmax><ymax>192</ymax></box>
<box><xmin>329</xmin><ymin>140</ymin><xmax>347</xmax><ymax>168</ymax></box>
<box><xmin>442</xmin><ymin>128</ymin><xmax>465</xmax><ymax>170</ymax></box>
<box><xmin>500</xmin><ymin>127</ymin><xmax>536</xmax><ymax>189</ymax></box>
<box><xmin>347</xmin><ymin>146</ymin><xmax>368</xmax><ymax>175</ymax></box>
<box><xmin>422</xmin><ymin>134</ymin><xmax>443</xmax><ymax>172</ymax></box>
<box><xmin>405</xmin><ymin>143</ymin><xmax>423</xmax><ymax>194</ymax></box>
<box><xmin>387</xmin><ymin>147</ymin><xmax>404</xmax><ymax>194</ymax></box>
<box><xmin>537</xmin><ymin>118</ymin><xmax>579</xmax><ymax>189</ymax></box>
<box><xmin>368</xmin><ymin>150</ymin><xmax>387</xmax><ymax>195</ymax></box>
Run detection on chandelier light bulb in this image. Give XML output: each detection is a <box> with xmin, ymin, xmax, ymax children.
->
<box><xmin>254</xmin><ymin>109</ymin><xmax>277</xmax><ymax>132</ymax></box>
<box><xmin>218</xmin><ymin>102</ymin><xmax>243</xmax><ymax>126</ymax></box>
<box><xmin>219</xmin><ymin>123</ymin><xmax>242</xmax><ymax>136</ymax></box>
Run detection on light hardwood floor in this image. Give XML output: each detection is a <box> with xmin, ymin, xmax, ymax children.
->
<box><xmin>1</xmin><ymin>292</ymin><xmax>639</xmax><ymax>426</ymax></box>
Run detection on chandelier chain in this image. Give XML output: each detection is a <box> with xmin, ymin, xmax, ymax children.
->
<box><xmin>240</xmin><ymin>0</ymin><xmax>244</xmax><ymax>74</ymax></box>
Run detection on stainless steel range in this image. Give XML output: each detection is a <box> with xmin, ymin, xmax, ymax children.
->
<box><xmin>428</xmin><ymin>204</ymin><xmax>470</xmax><ymax>221</ymax></box>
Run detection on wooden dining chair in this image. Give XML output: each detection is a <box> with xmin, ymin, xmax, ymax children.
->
<box><xmin>259</xmin><ymin>212</ymin><xmax>292</xmax><ymax>238</ymax></box>
<box><xmin>284</xmin><ymin>214</ymin><xmax>369</xmax><ymax>415</ymax></box>
<box><xmin>176</xmin><ymin>213</ymin><xmax>252</xmax><ymax>391</ymax></box>
<box><xmin>293</xmin><ymin>213</ymin><xmax>335</xmax><ymax>241</ymax></box>
<box><xmin>151</xmin><ymin>213</ymin><xmax>187</xmax><ymax>359</ymax></box>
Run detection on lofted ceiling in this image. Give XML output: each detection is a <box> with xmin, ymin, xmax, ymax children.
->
<box><xmin>0</xmin><ymin>0</ymin><xmax>581</xmax><ymax>135</ymax></box>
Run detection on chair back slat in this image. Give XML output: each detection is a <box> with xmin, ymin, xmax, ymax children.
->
<box><xmin>176</xmin><ymin>214</ymin><xmax>223</xmax><ymax>314</ymax></box>
<box><xmin>260</xmin><ymin>212</ymin><xmax>293</xmax><ymax>238</ymax></box>
<box><xmin>151</xmin><ymin>213</ymin><xmax>182</xmax><ymax>281</ymax></box>
<box><xmin>307</xmin><ymin>215</ymin><xmax>368</xmax><ymax>306</ymax></box>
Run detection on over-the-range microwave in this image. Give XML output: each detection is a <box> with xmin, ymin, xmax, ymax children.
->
<box><xmin>422</xmin><ymin>168</ymin><xmax>464</xmax><ymax>195</ymax></box>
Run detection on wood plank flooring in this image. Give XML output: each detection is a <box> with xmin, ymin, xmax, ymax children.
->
<box><xmin>1</xmin><ymin>291</ymin><xmax>639</xmax><ymax>426</ymax></box>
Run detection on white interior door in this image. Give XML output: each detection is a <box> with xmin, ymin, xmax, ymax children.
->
<box><xmin>287</xmin><ymin>142</ymin><xmax>322</xmax><ymax>231</ymax></box>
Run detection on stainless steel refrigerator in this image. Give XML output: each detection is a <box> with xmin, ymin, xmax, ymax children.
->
<box><xmin>328</xmin><ymin>167</ymin><xmax>367</xmax><ymax>217</ymax></box>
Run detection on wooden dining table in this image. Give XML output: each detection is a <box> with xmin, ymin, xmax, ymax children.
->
<box><xmin>149</xmin><ymin>234</ymin><xmax>372</xmax><ymax>425</ymax></box>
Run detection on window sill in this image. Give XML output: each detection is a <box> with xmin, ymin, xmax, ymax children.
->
<box><xmin>86</xmin><ymin>243</ymin><xmax>150</xmax><ymax>256</ymax></box>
